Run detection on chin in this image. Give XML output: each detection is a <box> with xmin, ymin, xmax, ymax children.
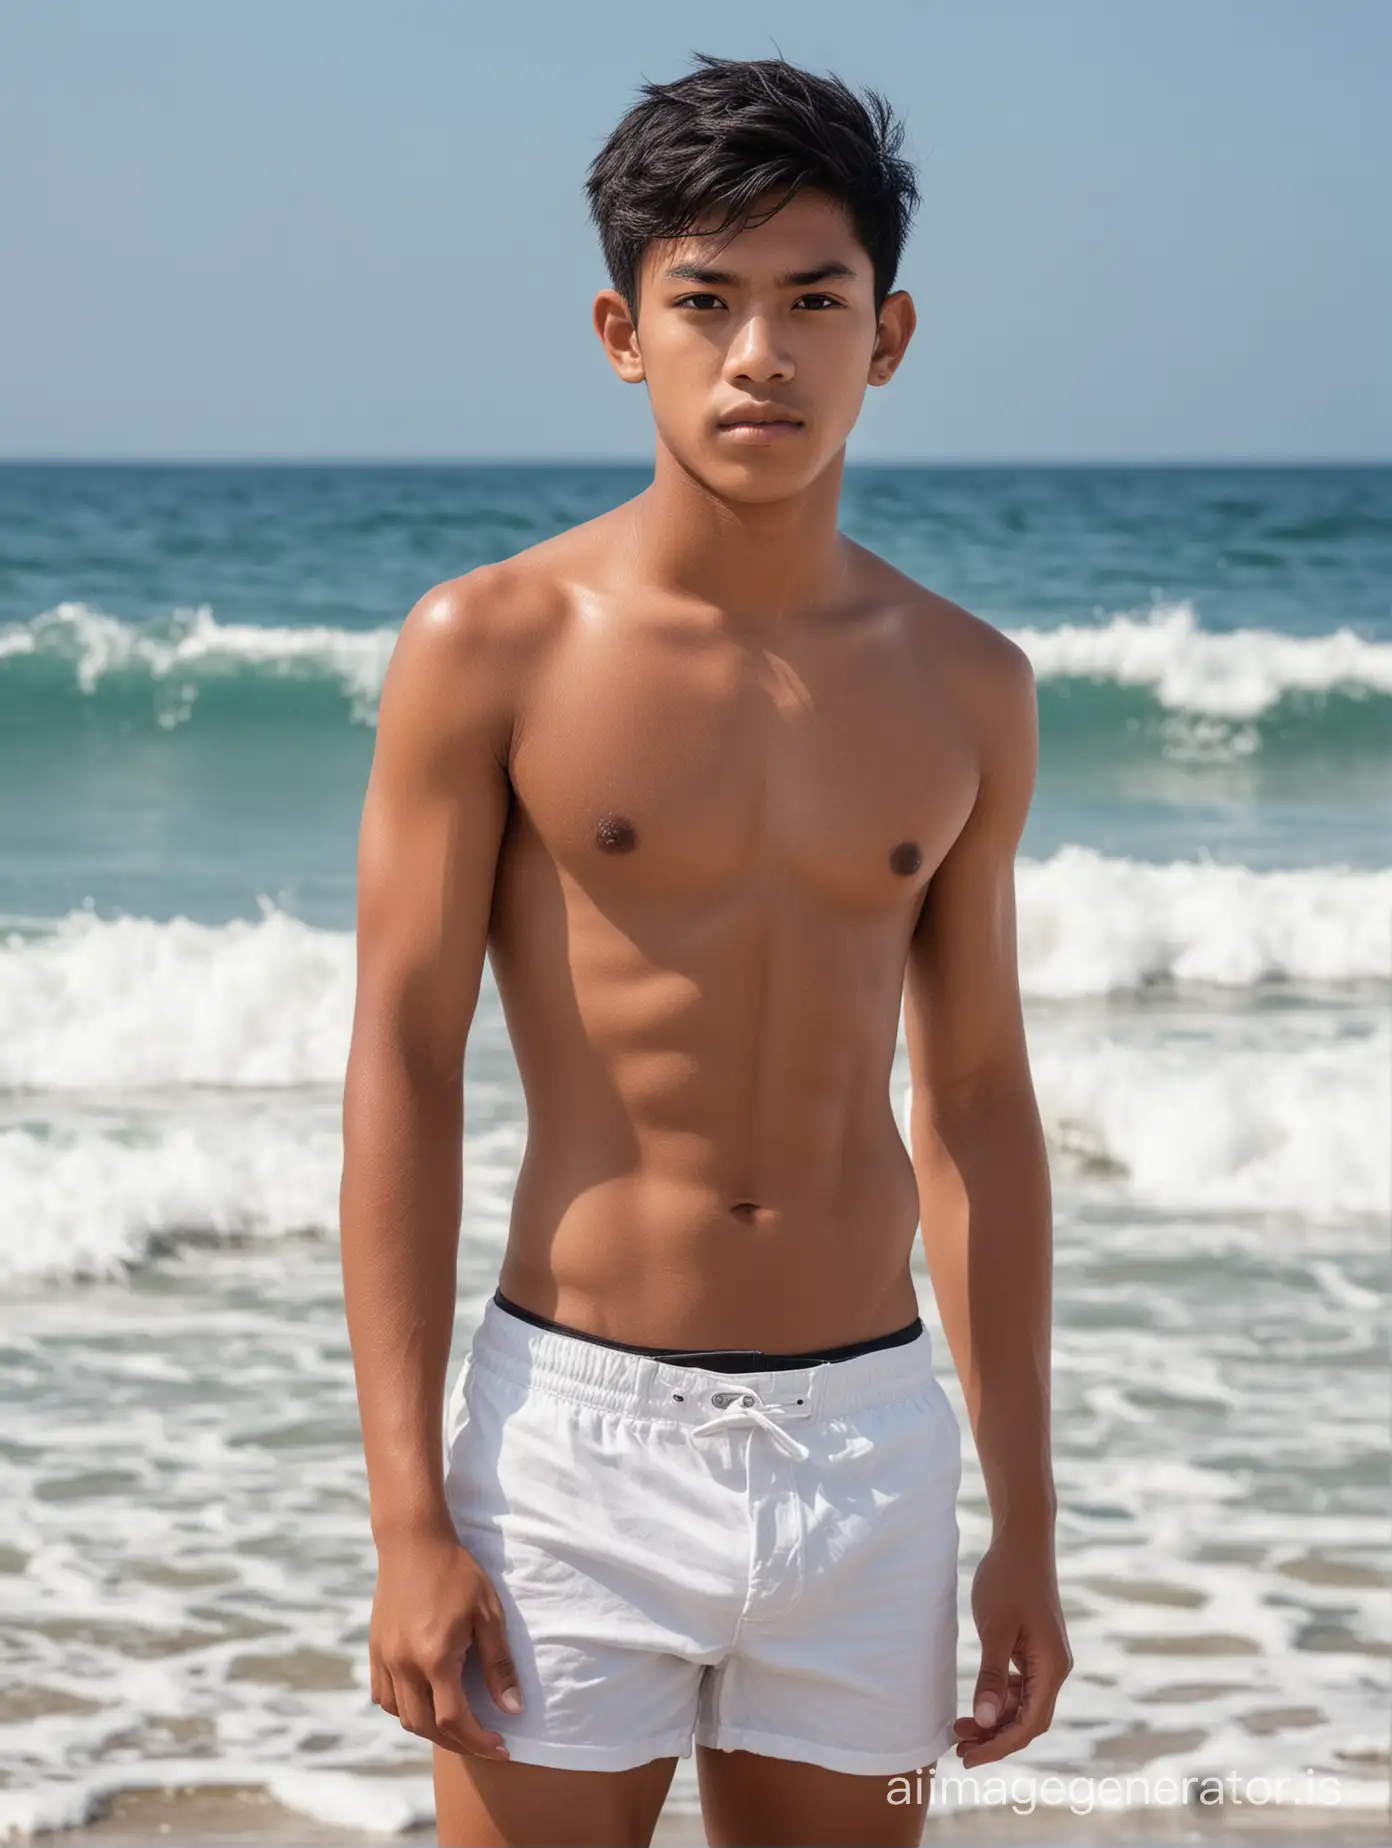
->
<box><xmin>693</xmin><ymin>450</ymin><xmax>823</xmax><ymax>504</ymax></box>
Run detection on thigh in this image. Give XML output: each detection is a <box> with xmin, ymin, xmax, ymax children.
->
<box><xmin>696</xmin><ymin>1745</ymin><xmax>933</xmax><ymax>1848</ymax></box>
<box><xmin>434</xmin><ymin>1743</ymin><xmax>679</xmax><ymax>1848</ymax></box>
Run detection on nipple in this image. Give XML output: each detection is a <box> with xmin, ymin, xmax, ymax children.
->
<box><xmin>889</xmin><ymin>841</ymin><xmax>922</xmax><ymax>877</ymax></box>
<box><xmin>595</xmin><ymin>814</ymin><xmax>637</xmax><ymax>854</ymax></box>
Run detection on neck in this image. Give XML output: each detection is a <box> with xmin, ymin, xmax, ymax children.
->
<box><xmin>626</xmin><ymin>439</ymin><xmax>849</xmax><ymax>628</ymax></box>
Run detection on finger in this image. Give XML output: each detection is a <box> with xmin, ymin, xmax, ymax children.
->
<box><xmin>961</xmin><ymin>1670</ymin><xmax>1034</xmax><ymax>1763</ymax></box>
<box><xmin>431</xmin><ymin>1669</ymin><xmax>511</xmax><ymax>1761</ymax></box>
<box><xmin>472</xmin><ymin>1608</ymin><xmax>525</xmax><ymax>1717</ymax></box>
<box><xmin>960</xmin><ymin>1656</ymin><xmax>1058</xmax><ymax>1766</ymax></box>
<box><xmin>375</xmin><ymin>1664</ymin><xmax>402</xmax><ymax>1720</ymax></box>
<box><xmin>970</xmin><ymin>1629</ymin><xmax>1018</xmax><ymax>1731</ymax></box>
<box><xmin>1000</xmin><ymin>1673</ymin><xmax>1025</xmax><ymax>1720</ymax></box>
<box><xmin>959</xmin><ymin>1710</ymin><xmax>1040</xmax><ymax>1767</ymax></box>
<box><xmin>954</xmin><ymin>1671</ymin><xmax>1022</xmax><ymax>1742</ymax></box>
<box><xmin>392</xmin><ymin>1665</ymin><xmax>448</xmax><ymax>1747</ymax></box>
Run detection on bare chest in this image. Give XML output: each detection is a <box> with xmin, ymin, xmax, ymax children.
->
<box><xmin>510</xmin><ymin>615</ymin><xmax>978</xmax><ymax>912</ymax></box>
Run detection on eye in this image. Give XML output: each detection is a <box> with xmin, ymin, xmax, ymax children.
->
<box><xmin>795</xmin><ymin>293</ymin><xmax>841</xmax><ymax>310</ymax></box>
<box><xmin>674</xmin><ymin>293</ymin><xmax>725</xmax><ymax>311</ymax></box>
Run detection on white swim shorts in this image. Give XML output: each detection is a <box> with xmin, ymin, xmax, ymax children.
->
<box><xmin>441</xmin><ymin>1292</ymin><xmax>962</xmax><ymax>1776</ymax></box>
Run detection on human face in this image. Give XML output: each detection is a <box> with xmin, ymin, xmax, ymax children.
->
<box><xmin>594</xmin><ymin>188</ymin><xmax>915</xmax><ymax>503</ymax></box>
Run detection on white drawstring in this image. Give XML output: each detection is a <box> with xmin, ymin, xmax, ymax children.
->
<box><xmin>691</xmin><ymin>1386</ymin><xmax>811</xmax><ymax>1461</ymax></box>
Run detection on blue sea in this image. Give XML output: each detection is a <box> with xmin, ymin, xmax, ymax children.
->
<box><xmin>0</xmin><ymin>463</ymin><xmax>1387</xmax><ymax>1834</ymax></box>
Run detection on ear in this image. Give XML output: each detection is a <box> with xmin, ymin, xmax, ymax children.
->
<box><xmin>593</xmin><ymin>288</ymin><xmax>645</xmax><ymax>383</ymax></box>
<box><xmin>867</xmin><ymin>289</ymin><xmax>916</xmax><ymax>386</ymax></box>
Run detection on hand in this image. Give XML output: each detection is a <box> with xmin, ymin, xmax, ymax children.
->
<box><xmin>369</xmin><ymin>1521</ymin><xmax>523</xmax><ymax>1760</ymax></box>
<box><xmin>952</xmin><ymin>1522</ymin><xmax>1072</xmax><ymax>1768</ymax></box>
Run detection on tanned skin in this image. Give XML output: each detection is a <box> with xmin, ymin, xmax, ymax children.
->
<box><xmin>340</xmin><ymin>186</ymin><xmax>1071</xmax><ymax>1848</ymax></box>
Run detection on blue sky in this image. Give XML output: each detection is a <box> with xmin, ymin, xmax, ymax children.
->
<box><xmin>2</xmin><ymin>0</ymin><xmax>1388</xmax><ymax>462</ymax></box>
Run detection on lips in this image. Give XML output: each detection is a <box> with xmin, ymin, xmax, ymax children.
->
<box><xmin>716</xmin><ymin>408</ymin><xmax>804</xmax><ymax>428</ymax></box>
<box><xmin>715</xmin><ymin>409</ymin><xmax>806</xmax><ymax>445</ymax></box>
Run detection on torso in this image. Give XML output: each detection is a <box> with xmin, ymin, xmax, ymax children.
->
<box><xmin>484</xmin><ymin>510</ymin><xmax>986</xmax><ymax>1350</ymax></box>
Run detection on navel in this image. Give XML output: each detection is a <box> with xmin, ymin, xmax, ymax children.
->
<box><xmin>595</xmin><ymin>813</ymin><xmax>637</xmax><ymax>854</ymax></box>
<box><xmin>889</xmin><ymin>841</ymin><xmax>922</xmax><ymax>877</ymax></box>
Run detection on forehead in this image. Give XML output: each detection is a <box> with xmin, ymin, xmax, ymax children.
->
<box><xmin>642</xmin><ymin>188</ymin><xmax>866</xmax><ymax>284</ymax></box>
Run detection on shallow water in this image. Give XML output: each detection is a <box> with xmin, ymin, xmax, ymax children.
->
<box><xmin>0</xmin><ymin>464</ymin><xmax>1387</xmax><ymax>1833</ymax></box>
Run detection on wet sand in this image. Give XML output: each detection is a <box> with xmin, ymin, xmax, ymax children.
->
<box><xmin>27</xmin><ymin>1779</ymin><xmax>1389</xmax><ymax>1846</ymax></box>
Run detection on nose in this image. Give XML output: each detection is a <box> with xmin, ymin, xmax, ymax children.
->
<box><xmin>724</xmin><ymin>311</ymin><xmax>794</xmax><ymax>385</ymax></box>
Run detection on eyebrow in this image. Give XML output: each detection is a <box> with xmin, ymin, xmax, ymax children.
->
<box><xmin>662</xmin><ymin>259</ymin><xmax>858</xmax><ymax>288</ymax></box>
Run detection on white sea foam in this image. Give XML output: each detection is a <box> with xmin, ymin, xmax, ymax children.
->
<box><xmin>0</xmin><ymin>854</ymin><xmax>1384</xmax><ymax>1096</ymax></box>
<box><xmin>0</xmin><ymin>1005</ymin><xmax>1384</xmax><ymax>1286</ymax></box>
<box><xmin>0</xmin><ymin>904</ymin><xmax>355</xmax><ymax>1089</ymax></box>
<box><xmin>0</xmin><ymin>1763</ymin><xmax>434</xmax><ymax>1840</ymax></box>
<box><xmin>1022</xmin><ymin>1016</ymin><xmax>1390</xmax><ymax>1218</ymax></box>
<box><xmin>0</xmin><ymin>599</ymin><xmax>397</xmax><ymax>723</ymax></box>
<box><xmin>0</xmin><ymin>1107</ymin><xmax>345</xmax><ymax>1285</ymax></box>
<box><xmin>1</xmin><ymin>1218</ymin><xmax>1386</xmax><ymax>1830</ymax></box>
<box><xmin>7</xmin><ymin>597</ymin><xmax>1392</xmax><ymax>725</ymax></box>
<box><xmin>0</xmin><ymin>1107</ymin><xmax>523</xmax><ymax>1285</ymax></box>
<box><xmin>0</xmin><ymin>1757</ymin><xmax>1382</xmax><ymax>1837</ymax></box>
<box><xmin>265</xmin><ymin>1769</ymin><xmax>433</xmax><ymax>1833</ymax></box>
<box><xmin>0</xmin><ymin>849</ymin><xmax>1386</xmax><ymax>1281</ymax></box>
<box><xmin>1015</xmin><ymin>847</ymin><xmax>1392</xmax><ymax>995</ymax></box>
<box><xmin>1006</xmin><ymin>598</ymin><xmax>1392</xmax><ymax>716</ymax></box>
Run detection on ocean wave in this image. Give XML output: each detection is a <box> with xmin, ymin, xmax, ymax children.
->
<box><xmin>0</xmin><ymin>1107</ymin><xmax>345</xmax><ymax>1284</ymax></box>
<box><xmin>0</xmin><ymin>599</ymin><xmax>395</xmax><ymax>727</ymax></box>
<box><xmin>0</xmin><ymin>847</ymin><xmax>1388</xmax><ymax>1284</ymax></box>
<box><xmin>0</xmin><ymin>904</ymin><xmax>355</xmax><ymax>1089</ymax></box>
<box><xmin>2</xmin><ymin>599</ymin><xmax>1390</xmax><ymax>738</ymax></box>
<box><xmin>0</xmin><ymin>1108</ymin><xmax>521</xmax><ymax>1285</ymax></box>
<box><xmin>1019</xmin><ymin>1018</ymin><xmax>1389</xmax><ymax>1219</ymax></box>
<box><xmin>0</xmin><ymin>853</ymin><xmax>1385</xmax><ymax>1096</ymax></box>
<box><xmin>2</xmin><ymin>1006</ymin><xmax>1384</xmax><ymax>1285</ymax></box>
<box><xmin>1016</xmin><ymin>848</ymin><xmax>1392</xmax><ymax>995</ymax></box>
<box><xmin>1011</xmin><ymin>599</ymin><xmax>1392</xmax><ymax>717</ymax></box>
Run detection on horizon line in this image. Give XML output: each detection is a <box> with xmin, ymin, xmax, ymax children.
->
<box><xmin>1</xmin><ymin>455</ymin><xmax>1388</xmax><ymax>470</ymax></box>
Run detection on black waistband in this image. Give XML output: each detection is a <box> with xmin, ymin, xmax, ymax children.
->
<box><xmin>491</xmin><ymin>1286</ymin><xmax>923</xmax><ymax>1373</ymax></box>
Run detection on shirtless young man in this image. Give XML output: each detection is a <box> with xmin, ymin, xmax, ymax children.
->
<box><xmin>340</xmin><ymin>52</ymin><xmax>1070</xmax><ymax>1848</ymax></box>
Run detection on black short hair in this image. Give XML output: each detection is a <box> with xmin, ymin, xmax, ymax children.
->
<box><xmin>586</xmin><ymin>52</ymin><xmax>920</xmax><ymax>318</ymax></box>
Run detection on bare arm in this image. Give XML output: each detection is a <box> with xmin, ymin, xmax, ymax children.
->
<box><xmin>339</xmin><ymin>569</ymin><xmax>521</xmax><ymax>1756</ymax></box>
<box><xmin>905</xmin><ymin>636</ymin><xmax>1053</xmax><ymax>1525</ymax></box>
<box><xmin>903</xmin><ymin>633</ymin><xmax>1070</xmax><ymax>1764</ymax></box>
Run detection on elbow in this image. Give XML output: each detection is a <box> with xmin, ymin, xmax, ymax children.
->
<box><xmin>910</xmin><ymin>1052</ymin><xmax>1036</xmax><ymax>1135</ymax></box>
<box><xmin>347</xmin><ymin>975</ymin><xmax>473</xmax><ymax>1085</ymax></box>
<box><xmin>344</xmin><ymin>1013</ymin><xmax>466</xmax><ymax>1115</ymax></box>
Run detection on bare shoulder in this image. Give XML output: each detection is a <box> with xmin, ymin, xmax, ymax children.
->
<box><xmin>920</xmin><ymin>584</ymin><xmax>1034</xmax><ymax>738</ymax></box>
<box><xmin>851</xmin><ymin>542</ymin><xmax>1035</xmax><ymax>713</ymax></box>
<box><xmin>354</xmin><ymin>552</ymin><xmax>572</xmax><ymax>1047</ymax></box>
<box><xmin>380</xmin><ymin>553</ymin><xmax>570</xmax><ymax>767</ymax></box>
<box><xmin>852</xmin><ymin>545</ymin><xmax>1038</xmax><ymax>831</ymax></box>
<box><xmin>905</xmin><ymin>580</ymin><xmax>1037</xmax><ymax>820</ymax></box>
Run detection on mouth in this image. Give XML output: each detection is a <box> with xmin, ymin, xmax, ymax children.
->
<box><xmin>715</xmin><ymin>416</ymin><xmax>805</xmax><ymax>443</ymax></box>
